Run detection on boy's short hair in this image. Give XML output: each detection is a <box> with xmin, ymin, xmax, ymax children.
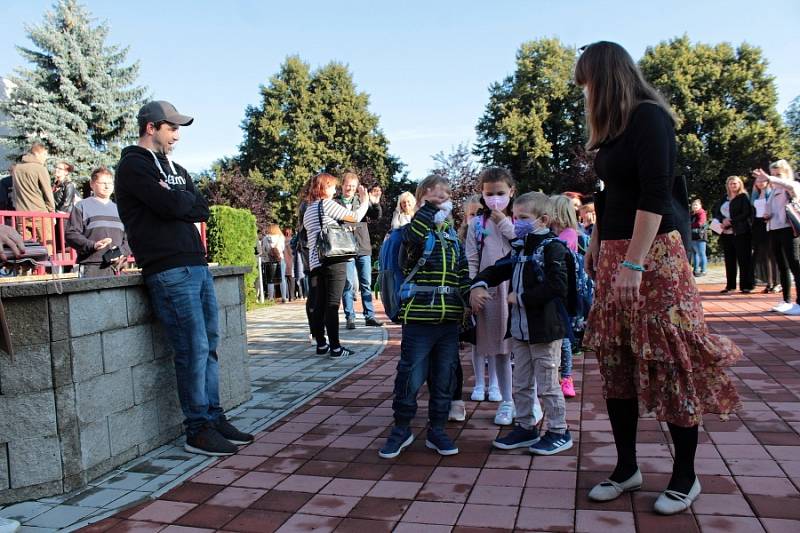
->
<box><xmin>514</xmin><ymin>191</ymin><xmax>551</xmax><ymax>218</ymax></box>
<box><xmin>415</xmin><ymin>174</ymin><xmax>450</xmax><ymax>205</ymax></box>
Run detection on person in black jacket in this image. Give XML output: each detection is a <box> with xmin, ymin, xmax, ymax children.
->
<box><xmin>470</xmin><ymin>192</ymin><xmax>573</xmax><ymax>457</ymax></box>
<box><xmin>338</xmin><ymin>171</ymin><xmax>383</xmax><ymax>329</ymax></box>
<box><xmin>115</xmin><ymin>100</ymin><xmax>253</xmax><ymax>457</ymax></box>
<box><xmin>717</xmin><ymin>176</ymin><xmax>755</xmax><ymax>293</ymax></box>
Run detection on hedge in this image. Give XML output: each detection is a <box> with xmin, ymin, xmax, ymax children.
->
<box><xmin>207</xmin><ymin>205</ymin><xmax>258</xmax><ymax>307</ymax></box>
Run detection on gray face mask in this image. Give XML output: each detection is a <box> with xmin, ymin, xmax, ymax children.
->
<box><xmin>434</xmin><ymin>200</ymin><xmax>453</xmax><ymax>224</ymax></box>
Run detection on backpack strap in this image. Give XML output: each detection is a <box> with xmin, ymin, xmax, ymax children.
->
<box><xmin>401</xmin><ymin>232</ymin><xmax>436</xmax><ymax>286</ymax></box>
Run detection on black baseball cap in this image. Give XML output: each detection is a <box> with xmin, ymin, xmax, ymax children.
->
<box><xmin>137</xmin><ymin>100</ymin><xmax>194</xmax><ymax>126</ymax></box>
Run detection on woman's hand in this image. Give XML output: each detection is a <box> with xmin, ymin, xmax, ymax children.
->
<box><xmin>357</xmin><ymin>185</ymin><xmax>369</xmax><ymax>204</ymax></box>
<box><xmin>470</xmin><ymin>287</ymin><xmax>492</xmax><ymax>312</ymax></box>
<box><xmin>0</xmin><ymin>225</ymin><xmax>25</xmax><ymax>261</ymax></box>
<box><xmin>612</xmin><ymin>265</ymin><xmax>643</xmax><ymax>308</ymax></box>
<box><xmin>507</xmin><ymin>292</ymin><xmax>517</xmax><ymax>305</ymax></box>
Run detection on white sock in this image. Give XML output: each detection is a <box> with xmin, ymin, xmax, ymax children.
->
<box><xmin>495</xmin><ymin>353</ymin><xmax>513</xmax><ymax>402</ymax></box>
<box><xmin>487</xmin><ymin>356</ymin><xmax>499</xmax><ymax>390</ymax></box>
<box><xmin>471</xmin><ymin>348</ymin><xmax>486</xmax><ymax>389</ymax></box>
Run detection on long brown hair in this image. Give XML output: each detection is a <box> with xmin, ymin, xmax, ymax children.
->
<box><xmin>306</xmin><ymin>173</ymin><xmax>338</xmax><ymax>202</ymax></box>
<box><xmin>575</xmin><ymin>41</ymin><xmax>677</xmax><ymax>150</ymax></box>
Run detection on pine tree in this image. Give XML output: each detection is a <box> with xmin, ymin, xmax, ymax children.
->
<box><xmin>238</xmin><ymin>56</ymin><xmax>403</xmax><ymax>227</ymax></box>
<box><xmin>786</xmin><ymin>95</ymin><xmax>800</xmax><ymax>166</ymax></box>
<box><xmin>0</xmin><ymin>0</ymin><xmax>146</xmax><ymax>175</ymax></box>
<box><xmin>639</xmin><ymin>35</ymin><xmax>792</xmax><ymax>209</ymax></box>
<box><xmin>474</xmin><ymin>38</ymin><xmax>587</xmax><ymax>194</ymax></box>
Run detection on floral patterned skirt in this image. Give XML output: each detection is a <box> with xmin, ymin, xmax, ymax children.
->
<box><xmin>584</xmin><ymin>231</ymin><xmax>741</xmax><ymax>426</ymax></box>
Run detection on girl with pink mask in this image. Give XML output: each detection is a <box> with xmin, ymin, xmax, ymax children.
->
<box><xmin>465</xmin><ymin>168</ymin><xmax>541</xmax><ymax>426</ymax></box>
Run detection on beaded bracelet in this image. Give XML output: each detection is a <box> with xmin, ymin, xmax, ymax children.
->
<box><xmin>621</xmin><ymin>260</ymin><xmax>646</xmax><ymax>272</ymax></box>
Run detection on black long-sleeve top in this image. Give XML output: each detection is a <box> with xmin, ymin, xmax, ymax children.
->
<box><xmin>594</xmin><ymin>102</ymin><xmax>678</xmax><ymax>240</ymax></box>
<box><xmin>115</xmin><ymin>145</ymin><xmax>209</xmax><ymax>276</ymax></box>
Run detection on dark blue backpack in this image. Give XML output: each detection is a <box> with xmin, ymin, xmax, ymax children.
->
<box><xmin>378</xmin><ymin>227</ymin><xmax>459</xmax><ymax>323</ymax></box>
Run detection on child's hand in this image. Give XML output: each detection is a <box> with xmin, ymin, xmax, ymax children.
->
<box><xmin>507</xmin><ymin>292</ymin><xmax>517</xmax><ymax>305</ymax></box>
<box><xmin>422</xmin><ymin>188</ymin><xmax>448</xmax><ymax>208</ymax></box>
<box><xmin>489</xmin><ymin>209</ymin><xmax>506</xmax><ymax>224</ymax></box>
<box><xmin>470</xmin><ymin>287</ymin><xmax>491</xmax><ymax>312</ymax></box>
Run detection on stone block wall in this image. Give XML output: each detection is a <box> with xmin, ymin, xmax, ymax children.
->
<box><xmin>0</xmin><ymin>266</ymin><xmax>251</xmax><ymax>504</ymax></box>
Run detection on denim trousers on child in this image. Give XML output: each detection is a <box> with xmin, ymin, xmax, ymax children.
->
<box><xmin>145</xmin><ymin>266</ymin><xmax>223</xmax><ymax>437</ymax></box>
<box><xmin>393</xmin><ymin>323</ymin><xmax>459</xmax><ymax>427</ymax></box>
<box><xmin>560</xmin><ymin>336</ymin><xmax>573</xmax><ymax>378</ymax></box>
<box><xmin>511</xmin><ymin>338</ymin><xmax>567</xmax><ymax>433</ymax></box>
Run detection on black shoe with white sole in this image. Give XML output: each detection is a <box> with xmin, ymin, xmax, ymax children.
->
<box><xmin>185</xmin><ymin>425</ymin><xmax>237</xmax><ymax>456</ymax></box>
<box><xmin>215</xmin><ymin>416</ymin><xmax>254</xmax><ymax>445</ymax></box>
<box><xmin>329</xmin><ymin>346</ymin><xmax>354</xmax><ymax>359</ymax></box>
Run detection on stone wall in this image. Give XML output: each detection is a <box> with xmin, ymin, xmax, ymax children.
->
<box><xmin>0</xmin><ymin>266</ymin><xmax>251</xmax><ymax>504</ymax></box>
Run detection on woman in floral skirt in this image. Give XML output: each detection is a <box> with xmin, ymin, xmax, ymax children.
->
<box><xmin>575</xmin><ymin>41</ymin><xmax>741</xmax><ymax>516</ymax></box>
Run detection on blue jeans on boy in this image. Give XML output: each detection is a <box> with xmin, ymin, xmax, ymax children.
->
<box><xmin>145</xmin><ymin>265</ymin><xmax>223</xmax><ymax>437</ymax></box>
<box><xmin>560</xmin><ymin>336</ymin><xmax>573</xmax><ymax>378</ymax></box>
<box><xmin>690</xmin><ymin>240</ymin><xmax>708</xmax><ymax>273</ymax></box>
<box><xmin>342</xmin><ymin>255</ymin><xmax>376</xmax><ymax>320</ymax></box>
<box><xmin>393</xmin><ymin>323</ymin><xmax>459</xmax><ymax>427</ymax></box>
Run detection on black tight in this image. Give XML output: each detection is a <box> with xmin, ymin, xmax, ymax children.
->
<box><xmin>606</xmin><ymin>399</ymin><xmax>698</xmax><ymax>493</ymax></box>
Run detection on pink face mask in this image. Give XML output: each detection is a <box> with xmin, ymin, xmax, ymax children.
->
<box><xmin>483</xmin><ymin>194</ymin><xmax>510</xmax><ymax>211</ymax></box>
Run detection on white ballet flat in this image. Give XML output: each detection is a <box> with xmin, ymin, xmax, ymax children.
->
<box><xmin>653</xmin><ymin>477</ymin><xmax>701</xmax><ymax>515</ymax></box>
<box><xmin>587</xmin><ymin>469</ymin><xmax>642</xmax><ymax>502</ymax></box>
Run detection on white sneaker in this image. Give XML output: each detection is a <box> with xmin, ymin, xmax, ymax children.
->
<box><xmin>0</xmin><ymin>517</ymin><xmax>21</xmax><ymax>533</ymax></box>
<box><xmin>494</xmin><ymin>401</ymin><xmax>515</xmax><ymax>425</ymax></box>
<box><xmin>487</xmin><ymin>386</ymin><xmax>502</xmax><ymax>402</ymax></box>
<box><xmin>448</xmin><ymin>400</ymin><xmax>466</xmax><ymax>421</ymax></box>
<box><xmin>782</xmin><ymin>303</ymin><xmax>800</xmax><ymax>316</ymax></box>
<box><xmin>772</xmin><ymin>301</ymin><xmax>792</xmax><ymax>313</ymax></box>
<box><xmin>470</xmin><ymin>386</ymin><xmax>486</xmax><ymax>401</ymax></box>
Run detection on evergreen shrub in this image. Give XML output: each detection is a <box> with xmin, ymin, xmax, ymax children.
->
<box><xmin>207</xmin><ymin>206</ymin><xmax>258</xmax><ymax>308</ymax></box>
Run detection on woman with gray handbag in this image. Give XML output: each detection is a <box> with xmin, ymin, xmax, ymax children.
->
<box><xmin>302</xmin><ymin>173</ymin><xmax>368</xmax><ymax>358</ymax></box>
<box><xmin>753</xmin><ymin>160</ymin><xmax>800</xmax><ymax>315</ymax></box>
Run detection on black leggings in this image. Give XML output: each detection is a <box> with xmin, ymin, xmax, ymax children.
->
<box><xmin>769</xmin><ymin>227</ymin><xmax>800</xmax><ymax>304</ymax></box>
<box><xmin>720</xmin><ymin>232</ymin><xmax>754</xmax><ymax>290</ymax></box>
<box><xmin>307</xmin><ymin>262</ymin><xmax>348</xmax><ymax>349</ymax></box>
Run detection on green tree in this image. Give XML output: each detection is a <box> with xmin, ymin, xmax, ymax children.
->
<box><xmin>639</xmin><ymin>35</ymin><xmax>792</xmax><ymax>209</ymax></box>
<box><xmin>431</xmin><ymin>142</ymin><xmax>480</xmax><ymax>226</ymax></box>
<box><xmin>786</xmin><ymin>95</ymin><xmax>800</xmax><ymax>165</ymax></box>
<box><xmin>0</xmin><ymin>0</ymin><xmax>146</xmax><ymax>175</ymax></box>
<box><xmin>238</xmin><ymin>56</ymin><xmax>403</xmax><ymax>227</ymax></box>
<box><xmin>474</xmin><ymin>38</ymin><xmax>587</xmax><ymax>194</ymax></box>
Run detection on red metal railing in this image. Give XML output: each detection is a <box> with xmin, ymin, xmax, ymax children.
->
<box><xmin>0</xmin><ymin>210</ymin><xmax>208</xmax><ymax>275</ymax></box>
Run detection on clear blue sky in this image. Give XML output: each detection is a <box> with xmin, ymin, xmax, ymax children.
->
<box><xmin>2</xmin><ymin>0</ymin><xmax>799</xmax><ymax>177</ymax></box>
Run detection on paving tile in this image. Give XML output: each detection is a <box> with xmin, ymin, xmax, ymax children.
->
<box><xmin>223</xmin><ymin>509</ymin><xmax>290</xmax><ymax>532</ymax></box>
<box><xmin>346</xmin><ymin>497</ymin><xmax>411</xmax><ymax>521</ymax></box>
<box><xmin>521</xmin><ymin>487</ymin><xmax>576</xmax><ymax>509</ymax></box>
<box><xmin>161</xmin><ymin>526</ymin><xmax>215</xmax><ymax>533</ymax></box>
<box><xmin>26</xmin><ymin>505</ymin><xmax>101</xmax><ymax>528</ymax></box>
<box><xmin>693</xmin><ymin>493</ymin><xmax>755</xmax><ymax>516</ymax></box>
<box><xmin>273</xmin><ymin>474</ymin><xmax>332</xmax><ymax>493</ymax></box>
<box><xmin>274</xmin><ymin>513</ymin><xmax>341</xmax><ymax>533</ymax></box>
<box><xmin>456</xmin><ymin>503</ymin><xmax>517</xmax><ymax>529</ymax></box>
<box><xmin>428</xmin><ymin>467</ymin><xmax>481</xmax><ymax>485</ymax></box>
<box><xmin>174</xmin><ymin>505</ymin><xmax>241</xmax><ymax>529</ymax></box>
<box><xmin>250</xmin><ymin>490</ymin><xmax>313</xmax><ymax>513</ymax></box>
<box><xmin>466</xmin><ymin>484</ymin><xmax>522</xmax><ymax>506</ymax></box>
<box><xmin>298</xmin><ymin>495</ymin><xmax>361</xmax><ymax>517</ymax></box>
<box><xmin>515</xmin><ymin>507</ymin><xmax>574</xmax><ymax>531</ymax></box>
<box><xmin>332</xmin><ymin>517</ymin><xmax>395</xmax><ymax>533</ymax></box>
<box><xmin>319</xmin><ymin>478</ymin><xmax>377</xmax><ymax>497</ymax></box>
<box><xmin>400</xmin><ymin>501</ymin><xmax>463</xmax><ymax>525</ymax></box>
<box><xmin>761</xmin><ymin>518</ymin><xmax>800</xmax><ymax>533</ymax></box>
<box><xmin>191</xmin><ymin>468</ymin><xmax>246</xmax><ymax>486</ymax></box>
<box><xmin>417</xmin><ymin>482</ymin><xmax>472</xmax><ymax>503</ymax></box>
<box><xmin>476</xmin><ymin>468</ymin><xmax>527</xmax><ymax>487</ymax></box>
<box><xmin>746</xmin><ymin>495</ymin><xmax>800</xmax><ymax>520</ymax></box>
<box><xmin>231</xmin><ymin>471</ymin><xmax>286</xmax><ymax>490</ymax></box>
<box><xmin>695</xmin><ymin>515</ymin><xmax>767</xmax><ymax>532</ymax></box>
<box><xmin>204</xmin><ymin>487</ymin><xmax>266</xmax><ymax>508</ymax></box>
<box><xmin>366</xmin><ymin>480</ymin><xmax>423</xmax><ymax>499</ymax></box>
<box><xmin>160</xmin><ymin>483</ymin><xmax>224</xmax><ymax>504</ymax></box>
<box><xmin>575</xmin><ymin>509</ymin><xmax>636</xmax><ymax>532</ymax></box>
<box><xmin>105</xmin><ymin>520</ymin><xmax>167</xmax><ymax>532</ymax></box>
<box><xmin>128</xmin><ymin>501</ymin><xmax>197</xmax><ymax>524</ymax></box>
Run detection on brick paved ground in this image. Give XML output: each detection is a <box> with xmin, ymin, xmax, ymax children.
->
<box><xmin>78</xmin><ymin>286</ymin><xmax>800</xmax><ymax>532</ymax></box>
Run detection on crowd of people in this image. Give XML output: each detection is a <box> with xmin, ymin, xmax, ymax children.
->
<box><xmin>690</xmin><ymin>160</ymin><xmax>800</xmax><ymax>315</ymax></box>
<box><xmin>4</xmin><ymin>40</ymin><xmax>796</xmax><ymax>525</ymax></box>
<box><xmin>1</xmin><ymin>143</ymin><xmax>129</xmax><ymax>277</ymax></box>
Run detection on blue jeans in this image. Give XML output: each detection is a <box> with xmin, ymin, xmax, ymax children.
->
<box><xmin>342</xmin><ymin>255</ymin><xmax>376</xmax><ymax>320</ymax></box>
<box><xmin>393</xmin><ymin>323</ymin><xmax>459</xmax><ymax>427</ymax></box>
<box><xmin>145</xmin><ymin>266</ymin><xmax>222</xmax><ymax>437</ymax></box>
<box><xmin>690</xmin><ymin>240</ymin><xmax>707</xmax><ymax>273</ymax></box>
<box><xmin>560</xmin><ymin>336</ymin><xmax>573</xmax><ymax>378</ymax></box>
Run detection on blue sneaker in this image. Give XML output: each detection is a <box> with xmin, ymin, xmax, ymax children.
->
<box><xmin>529</xmin><ymin>430</ymin><xmax>573</xmax><ymax>455</ymax></box>
<box><xmin>493</xmin><ymin>424</ymin><xmax>540</xmax><ymax>450</ymax></box>
<box><xmin>425</xmin><ymin>427</ymin><xmax>459</xmax><ymax>456</ymax></box>
<box><xmin>378</xmin><ymin>426</ymin><xmax>413</xmax><ymax>459</ymax></box>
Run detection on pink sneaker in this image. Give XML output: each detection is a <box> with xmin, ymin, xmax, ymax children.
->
<box><xmin>561</xmin><ymin>376</ymin><xmax>576</xmax><ymax>398</ymax></box>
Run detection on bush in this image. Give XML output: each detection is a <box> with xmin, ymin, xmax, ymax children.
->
<box><xmin>207</xmin><ymin>205</ymin><xmax>258</xmax><ymax>307</ymax></box>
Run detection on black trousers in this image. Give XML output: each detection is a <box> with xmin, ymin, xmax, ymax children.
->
<box><xmin>307</xmin><ymin>261</ymin><xmax>348</xmax><ymax>349</ymax></box>
<box><xmin>720</xmin><ymin>232</ymin><xmax>754</xmax><ymax>290</ymax></box>
<box><xmin>769</xmin><ymin>227</ymin><xmax>800</xmax><ymax>304</ymax></box>
<box><xmin>752</xmin><ymin>218</ymin><xmax>779</xmax><ymax>287</ymax></box>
